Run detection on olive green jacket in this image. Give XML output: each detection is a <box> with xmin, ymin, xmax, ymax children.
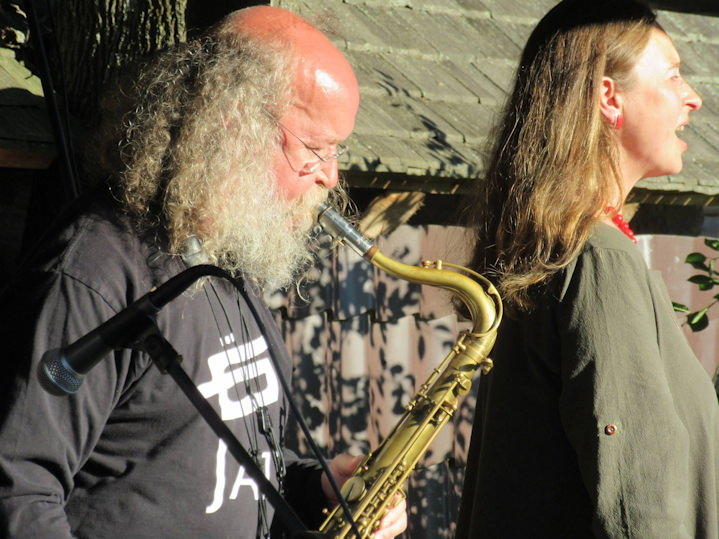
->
<box><xmin>457</xmin><ymin>224</ymin><xmax>719</xmax><ymax>538</ymax></box>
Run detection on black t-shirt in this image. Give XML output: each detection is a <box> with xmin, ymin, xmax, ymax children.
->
<box><xmin>0</xmin><ymin>187</ymin><xmax>325</xmax><ymax>538</ymax></box>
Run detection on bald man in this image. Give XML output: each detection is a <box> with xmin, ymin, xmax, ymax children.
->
<box><xmin>0</xmin><ymin>7</ymin><xmax>405</xmax><ymax>538</ymax></box>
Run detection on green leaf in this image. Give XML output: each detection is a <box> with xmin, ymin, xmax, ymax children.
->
<box><xmin>688</xmin><ymin>309</ymin><xmax>710</xmax><ymax>332</ymax></box>
<box><xmin>672</xmin><ymin>301</ymin><xmax>690</xmax><ymax>313</ymax></box>
<box><xmin>704</xmin><ymin>238</ymin><xmax>719</xmax><ymax>251</ymax></box>
<box><xmin>685</xmin><ymin>252</ymin><xmax>709</xmax><ymax>271</ymax></box>
<box><xmin>690</xmin><ymin>307</ymin><xmax>709</xmax><ymax>323</ymax></box>
<box><xmin>688</xmin><ymin>275</ymin><xmax>715</xmax><ymax>290</ymax></box>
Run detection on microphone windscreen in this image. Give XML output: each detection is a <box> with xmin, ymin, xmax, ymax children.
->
<box><xmin>38</xmin><ymin>349</ymin><xmax>84</xmax><ymax>395</ymax></box>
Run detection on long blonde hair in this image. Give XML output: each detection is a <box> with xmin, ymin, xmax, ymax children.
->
<box><xmin>467</xmin><ymin>0</ymin><xmax>660</xmax><ymax>312</ymax></box>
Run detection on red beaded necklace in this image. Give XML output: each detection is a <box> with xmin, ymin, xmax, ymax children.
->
<box><xmin>606</xmin><ymin>207</ymin><xmax>637</xmax><ymax>244</ymax></box>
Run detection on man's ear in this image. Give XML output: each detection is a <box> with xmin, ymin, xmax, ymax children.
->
<box><xmin>599</xmin><ymin>76</ymin><xmax>622</xmax><ymax>125</ymax></box>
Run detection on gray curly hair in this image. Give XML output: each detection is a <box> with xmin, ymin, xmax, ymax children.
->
<box><xmin>87</xmin><ymin>19</ymin><xmax>350</xmax><ymax>289</ymax></box>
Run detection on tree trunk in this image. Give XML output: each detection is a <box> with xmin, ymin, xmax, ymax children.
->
<box><xmin>48</xmin><ymin>0</ymin><xmax>187</xmax><ymax>126</ymax></box>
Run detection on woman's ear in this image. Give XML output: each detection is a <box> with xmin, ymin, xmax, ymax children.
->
<box><xmin>599</xmin><ymin>76</ymin><xmax>622</xmax><ymax>126</ymax></box>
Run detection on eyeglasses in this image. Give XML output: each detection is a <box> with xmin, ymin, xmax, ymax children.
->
<box><xmin>265</xmin><ymin>110</ymin><xmax>348</xmax><ymax>174</ymax></box>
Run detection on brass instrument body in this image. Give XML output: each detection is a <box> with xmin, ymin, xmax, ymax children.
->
<box><xmin>316</xmin><ymin>204</ymin><xmax>502</xmax><ymax>538</ymax></box>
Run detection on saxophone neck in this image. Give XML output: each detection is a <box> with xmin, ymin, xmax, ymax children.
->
<box><xmin>370</xmin><ymin>251</ymin><xmax>502</xmax><ymax>336</ymax></box>
<box><xmin>316</xmin><ymin>202</ymin><xmax>503</xmax><ymax>337</ymax></box>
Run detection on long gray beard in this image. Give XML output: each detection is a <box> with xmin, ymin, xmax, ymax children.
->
<box><xmin>202</xmin><ymin>183</ymin><xmax>329</xmax><ymax>292</ymax></box>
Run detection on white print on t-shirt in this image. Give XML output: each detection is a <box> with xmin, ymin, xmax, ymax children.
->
<box><xmin>205</xmin><ymin>444</ymin><xmax>271</xmax><ymax>514</ymax></box>
<box><xmin>197</xmin><ymin>333</ymin><xmax>280</xmax><ymax>514</ymax></box>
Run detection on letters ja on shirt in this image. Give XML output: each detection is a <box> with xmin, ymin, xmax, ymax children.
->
<box><xmin>196</xmin><ymin>333</ymin><xmax>280</xmax><ymax>514</ymax></box>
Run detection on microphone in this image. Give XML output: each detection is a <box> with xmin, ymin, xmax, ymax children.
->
<box><xmin>39</xmin><ymin>264</ymin><xmax>230</xmax><ymax>395</ymax></box>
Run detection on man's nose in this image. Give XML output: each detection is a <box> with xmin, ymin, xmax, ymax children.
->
<box><xmin>314</xmin><ymin>159</ymin><xmax>339</xmax><ymax>189</ymax></box>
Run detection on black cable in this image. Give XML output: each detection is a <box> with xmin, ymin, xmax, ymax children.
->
<box><xmin>203</xmin><ymin>280</ymin><xmax>281</xmax><ymax>538</ymax></box>
<box><xmin>238</xmin><ymin>278</ymin><xmax>363</xmax><ymax>539</ymax></box>
<box><xmin>174</xmin><ymin>259</ymin><xmax>362</xmax><ymax>536</ymax></box>
<box><xmin>43</xmin><ymin>0</ymin><xmax>79</xmax><ymax>179</ymax></box>
<box><xmin>24</xmin><ymin>0</ymin><xmax>79</xmax><ymax>202</ymax></box>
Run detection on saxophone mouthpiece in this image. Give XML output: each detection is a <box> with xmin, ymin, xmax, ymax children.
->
<box><xmin>316</xmin><ymin>201</ymin><xmax>375</xmax><ymax>259</ymax></box>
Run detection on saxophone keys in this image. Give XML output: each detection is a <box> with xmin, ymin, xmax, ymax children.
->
<box><xmin>455</xmin><ymin>373</ymin><xmax>472</xmax><ymax>393</ymax></box>
<box><xmin>341</xmin><ymin>476</ymin><xmax>367</xmax><ymax>503</ymax></box>
<box><xmin>480</xmin><ymin>357</ymin><xmax>494</xmax><ymax>374</ymax></box>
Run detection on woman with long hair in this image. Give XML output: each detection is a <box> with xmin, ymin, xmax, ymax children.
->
<box><xmin>456</xmin><ymin>1</ymin><xmax>718</xmax><ymax>537</ymax></box>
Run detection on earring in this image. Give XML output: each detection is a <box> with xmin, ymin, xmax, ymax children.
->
<box><xmin>612</xmin><ymin>112</ymin><xmax>623</xmax><ymax>130</ymax></box>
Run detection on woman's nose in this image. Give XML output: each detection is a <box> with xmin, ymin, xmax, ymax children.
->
<box><xmin>685</xmin><ymin>81</ymin><xmax>702</xmax><ymax>111</ymax></box>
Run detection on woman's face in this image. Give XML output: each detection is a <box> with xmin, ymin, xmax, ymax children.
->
<box><xmin>616</xmin><ymin>28</ymin><xmax>702</xmax><ymax>184</ymax></box>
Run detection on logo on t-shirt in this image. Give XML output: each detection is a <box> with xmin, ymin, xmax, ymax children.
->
<box><xmin>197</xmin><ymin>332</ymin><xmax>279</xmax><ymax>514</ymax></box>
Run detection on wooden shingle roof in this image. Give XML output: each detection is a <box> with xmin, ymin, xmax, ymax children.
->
<box><xmin>2</xmin><ymin>1</ymin><xmax>719</xmax><ymax>203</ymax></box>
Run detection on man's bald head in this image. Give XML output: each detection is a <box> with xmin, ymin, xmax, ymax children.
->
<box><xmin>220</xmin><ymin>6</ymin><xmax>359</xmax><ymax>113</ymax></box>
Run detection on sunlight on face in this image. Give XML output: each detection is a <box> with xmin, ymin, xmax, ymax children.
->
<box><xmin>616</xmin><ymin>29</ymin><xmax>702</xmax><ymax>183</ymax></box>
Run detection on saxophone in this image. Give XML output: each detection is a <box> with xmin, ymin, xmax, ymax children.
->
<box><xmin>315</xmin><ymin>202</ymin><xmax>502</xmax><ymax>538</ymax></box>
